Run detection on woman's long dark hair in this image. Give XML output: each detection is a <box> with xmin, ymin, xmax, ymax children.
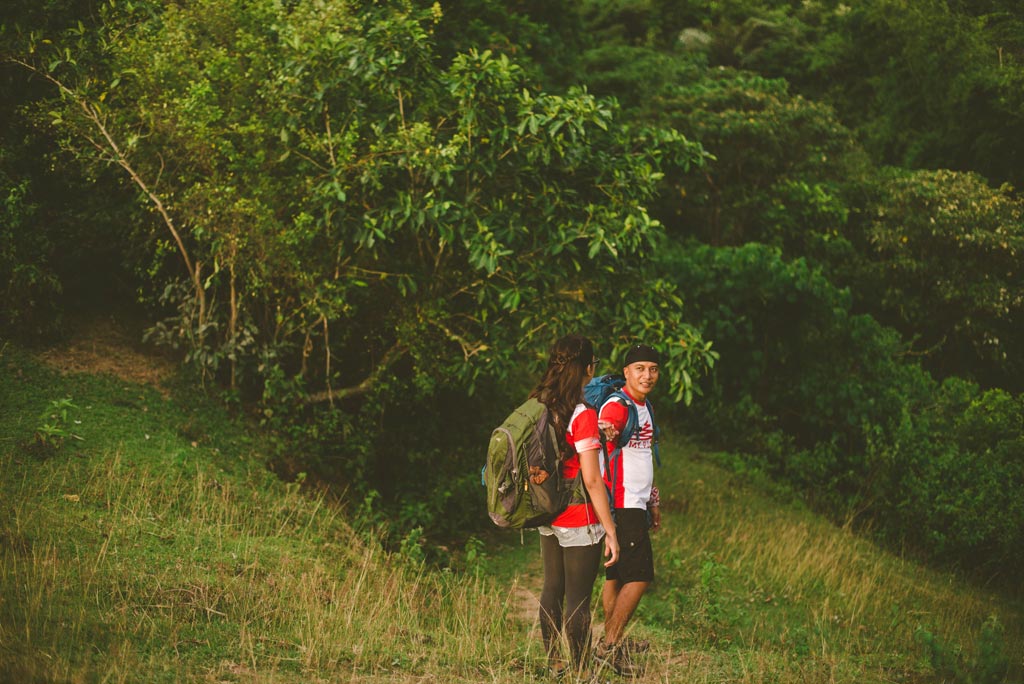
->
<box><xmin>529</xmin><ymin>334</ymin><xmax>594</xmax><ymax>437</ymax></box>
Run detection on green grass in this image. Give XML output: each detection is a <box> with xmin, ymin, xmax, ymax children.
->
<box><xmin>628</xmin><ymin>450</ymin><xmax>1024</xmax><ymax>683</ymax></box>
<box><xmin>1</xmin><ymin>344</ymin><xmax>1022</xmax><ymax>683</ymax></box>
<box><xmin>0</xmin><ymin>347</ymin><xmax>532</xmax><ymax>683</ymax></box>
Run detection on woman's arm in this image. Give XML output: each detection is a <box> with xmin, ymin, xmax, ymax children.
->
<box><xmin>579</xmin><ymin>447</ymin><xmax>619</xmax><ymax>567</ymax></box>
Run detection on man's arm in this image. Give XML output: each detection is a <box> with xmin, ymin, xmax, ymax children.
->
<box><xmin>597</xmin><ymin>399</ymin><xmax>629</xmax><ymax>444</ymax></box>
<box><xmin>648</xmin><ymin>485</ymin><xmax>661</xmax><ymax>532</ymax></box>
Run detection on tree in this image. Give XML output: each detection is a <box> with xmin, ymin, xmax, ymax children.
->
<box><xmin>1</xmin><ymin>0</ymin><xmax>137</xmax><ymax>337</ymax></box>
<box><xmin>9</xmin><ymin>0</ymin><xmax>713</xmax><ymax>410</ymax></box>
<box><xmin>717</xmin><ymin>0</ymin><xmax>1024</xmax><ymax>188</ymax></box>
<box><xmin>864</xmin><ymin>168</ymin><xmax>1024</xmax><ymax>390</ymax></box>
<box><xmin>413</xmin><ymin>0</ymin><xmax>584</xmax><ymax>89</ymax></box>
<box><xmin>647</xmin><ymin>69</ymin><xmax>868</xmax><ymax>258</ymax></box>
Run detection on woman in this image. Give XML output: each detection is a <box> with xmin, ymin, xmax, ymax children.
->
<box><xmin>531</xmin><ymin>334</ymin><xmax>619</xmax><ymax>676</ymax></box>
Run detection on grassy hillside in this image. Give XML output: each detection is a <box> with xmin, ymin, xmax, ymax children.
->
<box><xmin>1</xmin><ymin>342</ymin><xmax>1021</xmax><ymax>683</ymax></box>
<box><xmin>0</xmin><ymin>344</ymin><xmax>523</xmax><ymax>683</ymax></box>
<box><xmin>637</xmin><ymin>455</ymin><xmax>1023</xmax><ymax>683</ymax></box>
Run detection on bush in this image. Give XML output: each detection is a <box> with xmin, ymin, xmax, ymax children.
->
<box><xmin>859</xmin><ymin>168</ymin><xmax>1024</xmax><ymax>391</ymax></box>
<box><xmin>0</xmin><ymin>160</ymin><xmax>62</xmax><ymax>339</ymax></box>
<box><xmin>662</xmin><ymin>241</ymin><xmax>1024</xmax><ymax>577</ymax></box>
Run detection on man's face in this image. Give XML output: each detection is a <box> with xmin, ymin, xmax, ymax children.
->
<box><xmin>623</xmin><ymin>361</ymin><xmax>659</xmax><ymax>401</ymax></box>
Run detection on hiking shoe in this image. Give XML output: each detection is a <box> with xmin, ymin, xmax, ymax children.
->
<box><xmin>593</xmin><ymin>641</ymin><xmax>639</xmax><ymax>677</ymax></box>
<box><xmin>620</xmin><ymin>637</ymin><xmax>650</xmax><ymax>654</ymax></box>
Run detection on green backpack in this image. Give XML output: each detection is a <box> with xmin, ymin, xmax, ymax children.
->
<box><xmin>483</xmin><ymin>398</ymin><xmax>584</xmax><ymax>529</ymax></box>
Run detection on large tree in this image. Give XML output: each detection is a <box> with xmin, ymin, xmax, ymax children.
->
<box><xmin>9</xmin><ymin>0</ymin><xmax>714</xmax><ymax>409</ymax></box>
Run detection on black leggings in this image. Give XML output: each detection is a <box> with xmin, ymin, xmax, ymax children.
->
<box><xmin>539</xmin><ymin>533</ymin><xmax>602</xmax><ymax>666</ymax></box>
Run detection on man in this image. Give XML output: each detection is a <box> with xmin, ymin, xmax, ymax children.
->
<box><xmin>595</xmin><ymin>343</ymin><xmax>662</xmax><ymax>676</ymax></box>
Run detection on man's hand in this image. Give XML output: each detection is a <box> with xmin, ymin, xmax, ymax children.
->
<box><xmin>650</xmin><ymin>505</ymin><xmax>661</xmax><ymax>533</ymax></box>
<box><xmin>598</xmin><ymin>419</ymin><xmax>620</xmax><ymax>443</ymax></box>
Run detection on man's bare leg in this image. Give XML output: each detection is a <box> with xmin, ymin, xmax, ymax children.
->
<box><xmin>602</xmin><ymin>578</ymin><xmax>619</xmax><ymax>627</ymax></box>
<box><xmin>601</xmin><ymin>579</ymin><xmax>650</xmax><ymax>646</ymax></box>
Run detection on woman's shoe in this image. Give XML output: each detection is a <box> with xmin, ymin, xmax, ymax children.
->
<box><xmin>549</xmin><ymin>660</ymin><xmax>569</xmax><ymax>679</ymax></box>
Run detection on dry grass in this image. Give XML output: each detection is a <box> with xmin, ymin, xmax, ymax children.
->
<box><xmin>0</xmin><ymin>445</ymin><xmax>534</xmax><ymax>683</ymax></box>
<box><xmin>2</xmin><ymin>342</ymin><xmax>1021</xmax><ymax>683</ymax></box>
<box><xmin>639</xmin><ymin>448</ymin><xmax>1024</xmax><ymax>683</ymax></box>
<box><xmin>5</xmin><ymin>439</ymin><xmax>1021</xmax><ymax>683</ymax></box>
<box><xmin>36</xmin><ymin>314</ymin><xmax>176</xmax><ymax>391</ymax></box>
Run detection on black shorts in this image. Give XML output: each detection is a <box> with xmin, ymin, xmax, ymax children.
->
<box><xmin>606</xmin><ymin>508</ymin><xmax>654</xmax><ymax>584</ymax></box>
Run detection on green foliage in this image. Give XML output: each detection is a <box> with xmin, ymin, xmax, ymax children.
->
<box><xmin>32</xmin><ymin>397</ymin><xmax>80</xmax><ymax>450</ymax></box>
<box><xmin>662</xmin><ymin>242</ymin><xmax>1024</xmax><ymax>576</ymax></box>
<box><xmin>418</xmin><ymin>0</ymin><xmax>584</xmax><ymax>88</ymax></box>
<box><xmin>4</xmin><ymin>0</ymin><xmax>716</xmax><ymax>536</ymax></box>
<box><xmin>2</xmin><ymin>0</ymin><xmax>152</xmax><ymax>335</ymax></box>
<box><xmin>696</xmin><ymin>553</ymin><xmax>726</xmax><ymax>626</ymax></box>
<box><xmin>664</xmin><ymin>242</ymin><xmax>900</xmax><ymax>450</ymax></box>
<box><xmin>916</xmin><ymin>614</ymin><xmax>1011</xmax><ymax>684</ymax></box>
<box><xmin>16</xmin><ymin>0</ymin><xmax>712</xmax><ymax>411</ymax></box>
<box><xmin>862</xmin><ymin>168</ymin><xmax>1024</xmax><ymax>390</ymax></box>
<box><xmin>578</xmin><ymin>0</ymin><xmax>661</xmax><ymax>47</ymax></box>
<box><xmin>832</xmin><ymin>0</ymin><xmax>1024</xmax><ymax>187</ymax></box>
<box><xmin>460</xmin><ymin>535</ymin><xmax>487</xmax><ymax>578</ymax></box>
<box><xmin>0</xmin><ymin>157</ymin><xmax>62</xmax><ymax>338</ymax></box>
<box><xmin>6</xmin><ymin>0</ymin><xmax>1023</xmax><ymax>585</ymax></box>
<box><xmin>398</xmin><ymin>526</ymin><xmax>427</xmax><ymax>567</ymax></box>
<box><xmin>673</xmin><ymin>0</ymin><xmax>1024</xmax><ymax>188</ymax></box>
<box><xmin>650</xmin><ymin>69</ymin><xmax>867</xmax><ymax>250</ymax></box>
<box><xmin>575</xmin><ymin>43</ymin><xmax>705</xmax><ymax>110</ymax></box>
<box><xmin>859</xmin><ymin>379</ymin><xmax>1024</xmax><ymax>575</ymax></box>
<box><xmin>573</xmin><ymin>12</ymin><xmax>1024</xmax><ymax>394</ymax></box>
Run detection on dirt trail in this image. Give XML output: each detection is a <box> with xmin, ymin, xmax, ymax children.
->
<box><xmin>510</xmin><ymin>541</ymin><xmax>607</xmax><ymax>643</ymax></box>
<box><xmin>37</xmin><ymin>314</ymin><xmax>176</xmax><ymax>391</ymax></box>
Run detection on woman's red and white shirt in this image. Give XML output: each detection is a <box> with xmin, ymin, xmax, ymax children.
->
<box><xmin>539</xmin><ymin>403</ymin><xmax>606</xmax><ymax>547</ymax></box>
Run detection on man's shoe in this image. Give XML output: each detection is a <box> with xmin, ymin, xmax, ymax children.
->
<box><xmin>593</xmin><ymin>641</ymin><xmax>640</xmax><ymax>677</ymax></box>
<box><xmin>620</xmin><ymin>637</ymin><xmax>650</xmax><ymax>654</ymax></box>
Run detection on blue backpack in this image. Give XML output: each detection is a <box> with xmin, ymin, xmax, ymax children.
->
<box><xmin>583</xmin><ymin>374</ymin><xmax>661</xmax><ymax>499</ymax></box>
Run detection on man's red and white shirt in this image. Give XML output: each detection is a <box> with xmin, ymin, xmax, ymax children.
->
<box><xmin>598</xmin><ymin>389</ymin><xmax>655</xmax><ymax>510</ymax></box>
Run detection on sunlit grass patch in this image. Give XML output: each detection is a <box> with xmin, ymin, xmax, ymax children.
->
<box><xmin>0</xmin><ymin>351</ymin><xmax>532</xmax><ymax>683</ymax></box>
<box><xmin>1</xmin><ymin>442</ymin><xmax>535</xmax><ymax>682</ymax></box>
<box><xmin>639</xmin><ymin>444</ymin><xmax>1024</xmax><ymax>683</ymax></box>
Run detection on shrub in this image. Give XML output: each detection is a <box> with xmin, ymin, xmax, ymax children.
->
<box><xmin>0</xmin><ymin>162</ymin><xmax>62</xmax><ymax>339</ymax></box>
<box><xmin>861</xmin><ymin>168</ymin><xmax>1024</xmax><ymax>391</ymax></box>
<box><xmin>662</xmin><ymin>241</ymin><xmax>1024</xmax><ymax>577</ymax></box>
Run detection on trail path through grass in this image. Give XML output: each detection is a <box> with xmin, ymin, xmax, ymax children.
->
<box><xmin>36</xmin><ymin>313</ymin><xmax>176</xmax><ymax>390</ymax></box>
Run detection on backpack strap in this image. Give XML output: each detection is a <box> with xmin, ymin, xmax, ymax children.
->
<box><xmin>599</xmin><ymin>393</ymin><xmax>638</xmax><ymax>511</ymax></box>
<box><xmin>621</xmin><ymin>391</ymin><xmax>661</xmax><ymax>468</ymax></box>
<box><xmin>646</xmin><ymin>399</ymin><xmax>661</xmax><ymax>468</ymax></box>
<box><xmin>610</xmin><ymin>391</ymin><xmax>639</xmax><ymax>449</ymax></box>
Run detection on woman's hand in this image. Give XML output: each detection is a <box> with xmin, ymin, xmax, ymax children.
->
<box><xmin>603</xmin><ymin>529</ymin><xmax>620</xmax><ymax>567</ymax></box>
<box><xmin>579</xmin><ymin>444</ymin><xmax>618</xmax><ymax>566</ymax></box>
